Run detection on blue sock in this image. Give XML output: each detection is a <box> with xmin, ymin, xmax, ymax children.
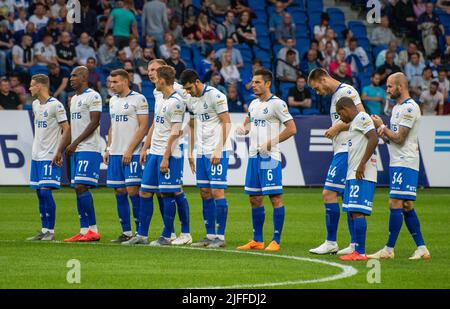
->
<box><xmin>325</xmin><ymin>203</ymin><xmax>340</xmax><ymax>242</ymax></box>
<box><xmin>215</xmin><ymin>198</ymin><xmax>228</xmax><ymax>236</ymax></box>
<box><xmin>386</xmin><ymin>208</ymin><xmax>403</xmax><ymax>248</ymax></box>
<box><xmin>41</xmin><ymin>189</ymin><xmax>56</xmax><ymax>230</ymax></box>
<box><xmin>137</xmin><ymin>196</ymin><xmax>153</xmax><ymax>237</ymax></box>
<box><xmin>252</xmin><ymin>206</ymin><xmax>265</xmax><ymax>242</ymax></box>
<box><xmin>272</xmin><ymin>206</ymin><xmax>285</xmax><ymax>244</ymax></box>
<box><xmin>115</xmin><ymin>193</ymin><xmax>131</xmax><ymax>233</ymax></box>
<box><xmin>353</xmin><ymin>217</ymin><xmax>367</xmax><ymax>254</ymax></box>
<box><xmin>129</xmin><ymin>194</ymin><xmax>140</xmax><ymax>232</ymax></box>
<box><xmin>36</xmin><ymin>189</ymin><xmax>48</xmax><ymax>229</ymax></box>
<box><xmin>403</xmin><ymin>209</ymin><xmax>425</xmax><ymax>247</ymax></box>
<box><xmin>158</xmin><ymin>195</ymin><xmax>174</xmax><ymax>234</ymax></box>
<box><xmin>162</xmin><ymin>197</ymin><xmax>176</xmax><ymax>238</ymax></box>
<box><xmin>76</xmin><ymin>191</ymin><xmax>90</xmax><ymax>229</ymax></box>
<box><xmin>175</xmin><ymin>193</ymin><xmax>190</xmax><ymax>234</ymax></box>
<box><xmin>80</xmin><ymin>191</ymin><xmax>96</xmax><ymax>226</ymax></box>
<box><xmin>347</xmin><ymin>212</ymin><xmax>356</xmax><ymax>244</ymax></box>
<box><xmin>202</xmin><ymin>198</ymin><xmax>216</xmax><ymax>235</ymax></box>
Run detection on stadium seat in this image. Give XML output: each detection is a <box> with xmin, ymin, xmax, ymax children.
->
<box><xmin>292</xmin><ymin>0</ymin><xmax>305</xmax><ymax>9</ymax></box>
<box><xmin>372</xmin><ymin>44</ymin><xmax>388</xmax><ymax>61</ymax></box>
<box><xmin>306</xmin><ymin>0</ymin><xmax>323</xmax><ymax>12</ymax></box>
<box><xmin>279</xmin><ymin>82</ymin><xmax>295</xmax><ymax>100</ymax></box>
<box><xmin>326</xmin><ymin>8</ymin><xmax>345</xmax><ymax>25</ymax></box>
<box><xmin>302</xmin><ymin>108</ymin><xmax>320</xmax><ymax>115</ymax></box>
<box><xmin>273</xmin><ymin>44</ymin><xmax>284</xmax><ymax>58</ymax></box>
<box><xmin>288</xmin><ymin>107</ymin><xmax>301</xmax><ymax>115</ymax></box>
<box><xmin>348</xmin><ymin>21</ymin><xmax>367</xmax><ymax>39</ymax></box>
<box><xmin>29</xmin><ymin>65</ymin><xmax>48</xmax><ymax>76</ymax></box>
<box><xmin>295</xmin><ymin>24</ymin><xmax>309</xmax><ymax>38</ymax></box>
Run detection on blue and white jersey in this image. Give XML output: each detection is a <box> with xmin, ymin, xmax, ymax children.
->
<box><xmin>388</xmin><ymin>98</ymin><xmax>421</xmax><ymax>171</ymax></box>
<box><xmin>153</xmin><ymin>82</ymin><xmax>188</xmax><ymax>106</ymax></box>
<box><xmin>347</xmin><ymin>112</ymin><xmax>377</xmax><ymax>182</ymax></box>
<box><xmin>109</xmin><ymin>90</ymin><xmax>148</xmax><ymax>155</ymax></box>
<box><xmin>70</xmin><ymin>88</ymin><xmax>102</xmax><ymax>153</ymax></box>
<box><xmin>32</xmin><ymin>97</ymin><xmax>67</xmax><ymax>161</ymax></box>
<box><xmin>150</xmin><ymin>91</ymin><xmax>186</xmax><ymax>157</ymax></box>
<box><xmin>247</xmin><ymin>95</ymin><xmax>293</xmax><ymax>161</ymax></box>
<box><xmin>330</xmin><ymin>83</ymin><xmax>362</xmax><ymax>154</ymax></box>
<box><xmin>186</xmin><ymin>85</ymin><xmax>231</xmax><ymax>155</ymax></box>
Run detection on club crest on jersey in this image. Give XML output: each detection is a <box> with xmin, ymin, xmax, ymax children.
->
<box><xmin>77</xmin><ymin>101</ymin><xmax>82</xmax><ymax>107</ymax></box>
<box><xmin>263</xmin><ymin>107</ymin><xmax>268</xmax><ymax>114</ymax></box>
<box><xmin>163</xmin><ymin>106</ymin><xmax>167</xmax><ymax>113</ymax></box>
<box><xmin>407</xmin><ymin>107</ymin><xmax>413</xmax><ymax>113</ymax></box>
<box><xmin>203</xmin><ymin>102</ymin><xmax>208</xmax><ymax>109</ymax></box>
<box><xmin>124</xmin><ymin>102</ymin><xmax>129</xmax><ymax>109</ymax></box>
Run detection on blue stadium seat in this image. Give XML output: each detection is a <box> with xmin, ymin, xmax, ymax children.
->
<box><xmin>348</xmin><ymin>21</ymin><xmax>367</xmax><ymax>39</ymax></box>
<box><xmin>302</xmin><ymin>108</ymin><xmax>320</xmax><ymax>115</ymax></box>
<box><xmin>254</xmin><ymin>9</ymin><xmax>267</xmax><ymax>22</ymax></box>
<box><xmin>279</xmin><ymin>82</ymin><xmax>295</xmax><ymax>101</ymax></box>
<box><xmin>289</xmin><ymin>107</ymin><xmax>301</xmax><ymax>115</ymax></box>
<box><xmin>326</xmin><ymin>8</ymin><xmax>345</xmax><ymax>25</ymax></box>
<box><xmin>295</xmin><ymin>24</ymin><xmax>309</xmax><ymax>37</ymax></box>
<box><xmin>254</xmin><ymin>47</ymin><xmax>271</xmax><ymax>62</ymax></box>
<box><xmin>257</xmin><ymin>36</ymin><xmax>271</xmax><ymax>49</ymax></box>
<box><xmin>306</xmin><ymin>0</ymin><xmax>323</xmax><ymax>12</ymax></box>
<box><xmin>191</xmin><ymin>0</ymin><xmax>201</xmax><ymax>9</ymax></box>
<box><xmin>272</xmin><ymin>44</ymin><xmax>284</xmax><ymax>58</ymax></box>
<box><xmin>292</xmin><ymin>0</ymin><xmax>305</xmax><ymax>9</ymax></box>
<box><xmin>236</xmin><ymin>44</ymin><xmax>253</xmax><ymax>62</ymax></box>
<box><xmin>331</xmin><ymin>24</ymin><xmax>347</xmax><ymax>41</ymax></box>
<box><xmin>296</xmin><ymin>38</ymin><xmax>310</xmax><ymax>57</ymax></box>
<box><xmin>372</xmin><ymin>44</ymin><xmax>388</xmax><ymax>61</ymax></box>
<box><xmin>180</xmin><ymin>45</ymin><xmax>192</xmax><ymax>63</ymax></box>
<box><xmin>29</xmin><ymin>65</ymin><xmax>48</xmax><ymax>76</ymax></box>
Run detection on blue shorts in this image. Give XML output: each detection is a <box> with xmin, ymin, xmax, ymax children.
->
<box><xmin>196</xmin><ymin>151</ymin><xmax>229</xmax><ymax>189</ymax></box>
<box><xmin>70</xmin><ymin>151</ymin><xmax>102</xmax><ymax>187</ymax></box>
<box><xmin>106</xmin><ymin>154</ymin><xmax>142</xmax><ymax>188</ymax></box>
<box><xmin>30</xmin><ymin>160</ymin><xmax>61</xmax><ymax>189</ymax></box>
<box><xmin>141</xmin><ymin>154</ymin><xmax>182</xmax><ymax>193</ymax></box>
<box><xmin>324</xmin><ymin>152</ymin><xmax>348</xmax><ymax>195</ymax></box>
<box><xmin>389</xmin><ymin>167</ymin><xmax>418</xmax><ymax>201</ymax></box>
<box><xmin>343</xmin><ymin>179</ymin><xmax>376</xmax><ymax>216</ymax></box>
<box><xmin>244</xmin><ymin>155</ymin><xmax>283</xmax><ymax>195</ymax></box>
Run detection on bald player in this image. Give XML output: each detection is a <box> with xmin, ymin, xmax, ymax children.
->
<box><xmin>368</xmin><ymin>73</ymin><xmax>430</xmax><ymax>260</ymax></box>
<box><xmin>307</xmin><ymin>68</ymin><xmax>366</xmax><ymax>255</ymax></box>
<box><xmin>64</xmin><ymin>66</ymin><xmax>103</xmax><ymax>242</ymax></box>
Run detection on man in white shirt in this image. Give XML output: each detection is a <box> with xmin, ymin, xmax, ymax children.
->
<box><xmin>419</xmin><ymin>81</ymin><xmax>444</xmax><ymax>115</ymax></box>
<box><xmin>34</xmin><ymin>33</ymin><xmax>57</xmax><ymax>66</ymax></box>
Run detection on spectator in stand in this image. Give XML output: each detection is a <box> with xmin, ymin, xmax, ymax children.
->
<box><xmin>230</xmin><ymin>0</ymin><xmax>252</xmax><ymax>16</ymax></box>
<box><xmin>29</xmin><ymin>3</ymin><xmax>48</xmax><ymax>31</ymax></box>
<box><xmin>236</xmin><ymin>10</ymin><xmax>257</xmax><ymax>47</ymax></box>
<box><xmin>136</xmin><ymin>47</ymin><xmax>155</xmax><ymax>81</ymax></box>
<box><xmin>303</xmin><ymin>39</ymin><xmax>325</xmax><ymax>65</ymax></box>
<box><xmin>86</xmin><ymin>57</ymin><xmax>102</xmax><ymax>93</ymax></box>
<box><xmin>204</xmin><ymin>59</ymin><xmax>222</xmax><ymax>84</ymax></box>
<box><xmin>435</xmin><ymin>69</ymin><xmax>449</xmax><ymax>102</ymax></box>
<box><xmin>277</xmin><ymin>38</ymin><xmax>300</xmax><ymax>64</ymax></box>
<box><xmin>342</xmin><ymin>29</ymin><xmax>353</xmax><ymax>48</ymax></box>
<box><xmin>370</xmin><ymin>15</ymin><xmax>398</xmax><ymax>46</ymax></box>
<box><xmin>126</xmin><ymin>68</ymin><xmax>141</xmax><ymax>93</ymax></box>
<box><xmin>216</xmin><ymin>37</ymin><xmax>244</xmax><ymax>69</ymax></box>
<box><xmin>220</xmin><ymin>50</ymin><xmax>241</xmax><ymax>84</ymax></box>
<box><xmin>159</xmin><ymin>32</ymin><xmax>180</xmax><ymax>60</ymax></box>
<box><xmin>278</xmin><ymin>49</ymin><xmax>300</xmax><ymax>82</ymax></box>
<box><xmin>216</xmin><ymin>10</ymin><xmax>237</xmax><ymax>43</ymax></box>
<box><xmin>420</xmin><ymin>81</ymin><xmax>444</xmax><ymax>115</ymax></box>
<box><xmin>48</xmin><ymin>63</ymin><xmax>70</xmax><ymax>105</ymax></box>
<box><xmin>106</xmin><ymin>0</ymin><xmax>138</xmax><ymax>50</ymax></box>
<box><xmin>34</xmin><ymin>32</ymin><xmax>58</xmax><ymax>66</ymax></box>
<box><xmin>411</xmin><ymin>66</ymin><xmax>434</xmax><ymax>97</ymax></box>
<box><xmin>244</xmin><ymin>58</ymin><xmax>263</xmax><ymax>92</ymax></box>
<box><xmin>398</xmin><ymin>41</ymin><xmax>424</xmax><ymax>69</ymax></box>
<box><xmin>9</xmin><ymin>74</ymin><xmax>28</xmax><ymax>106</ymax></box>
<box><xmin>362</xmin><ymin>72</ymin><xmax>386</xmax><ymax>116</ymax></box>
<box><xmin>44</xmin><ymin>18</ymin><xmax>62</xmax><ymax>44</ymax></box>
<box><xmin>75</xmin><ymin>32</ymin><xmax>96</xmax><ymax>66</ymax></box>
<box><xmin>73</xmin><ymin>0</ymin><xmax>97</xmax><ymax>38</ymax></box>
<box><xmin>413</xmin><ymin>0</ymin><xmax>426</xmax><ymax>18</ymax></box>
<box><xmin>429</xmin><ymin>53</ymin><xmax>442</xmax><ymax>79</ymax></box>
<box><xmin>123</xmin><ymin>37</ymin><xmax>142</xmax><ymax>62</ymax></box>
<box><xmin>314</xmin><ymin>12</ymin><xmax>329</xmax><ymax>42</ymax></box>
<box><xmin>276</xmin><ymin>13</ymin><xmax>296</xmax><ymax>46</ymax></box>
<box><xmin>332</xmin><ymin>61</ymin><xmax>354</xmax><ymax>85</ymax></box>
<box><xmin>329</xmin><ymin>48</ymin><xmax>352</xmax><ymax>78</ymax></box>
<box><xmin>418</xmin><ymin>2</ymin><xmax>445</xmax><ymax>57</ymax></box>
<box><xmin>207</xmin><ymin>71</ymin><xmax>227</xmax><ymax>95</ymax></box>
<box><xmin>199</xmin><ymin>49</ymin><xmax>216</xmax><ymax>82</ymax></box>
<box><xmin>142</xmin><ymin>0</ymin><xmax>168</xmax><ymax>46</ymax></box>
<box><xmin>301</xmin><ymin>49</ymin><xmax>321</xmax><ymax>77</ymax></box>
<box><xmin>12</xmin><ymin>34</ymin><xmax>35</xmax><ymax>81</ymax></box>
<box><xmin>375</xmin><ymin>40</ymin><xmax>400</xmax><ymax>68</ymax></box>
<box><xmin>0</xmin><ymin>78</ymin><xmax>23</xmax><ymax>110</ymax></box>
<box><xmin>56</xmin><ymin>31</ymin><xmax>77</xmax><ymax>71</ymax></box>
<box><xmin>197</xmin><ymin>11</ymin><xmax>217</xmax><ymax>46</ymax></box>
<box><xmin>227</xmin><ymin>83</ymin><xmax>247</xmax><ymax>112</ymax></box>
<box><xmin>393</xmin><ymin>0</ymin><xmax>418</xmax><ymax>39</ymax></box>
<box><xmin>405</xmin><ymin>52</ymin><xmax>426</xmax><ymax>87</ymax></box>
<box><xmin>123</xmin><ymin>60</ymin><xmax>142</xmax><ymax>92</ymax></box>
<box><xmin>319</xmin><ymin>28</ymin><xmax>338</xmax><ymax>55</ymax></box>
<box><xmin>15</xmin><ymin>22</ymin><xmax>39</xmax><ymax>46</ymax></box>
<box><xmin>269</xmin><ymin>1</ymin><xmax>286</xmax><ymax>33</ymax></box>
<box><xmin>322</xmin><ymin>42</ymin><xmax>336</xmax><ymax>69</ymax></box>
<box><xmin>182</xmin><ymin>15</ymin><xmax>197</xmax><ymax>45</ymax></box>
<box><xmin>51</xmin><ymin>0</ymin><xmax>65</xmax><ymax>18</ymax></box>
<box><xmin>0</xmin><ymin>21</ymin><xmax>13</xmax><ymax>77</ymax></box>
<box><xmin>166</xmin><ymin>47</ymin><xmax>186</xmax><ymax>80</ymax></box>
<box><xmin>436</xmin><ymin>0</ymin><xmax>450</xmax><ymax>13</ymax></box>
<box><xmin>377</xmin><ymin>51</ymin><xmax>402</xmax><ymax>85</ymax></box>
<box><xmin>98</xmin><ymin>34</ymin><xmax>119</xmax><ymax>72</ymax></box>
<box><xmin>0</xmin><ymin>0</ymin><xmax>13</xmax><ymax>19</ymax></box>
<box><xmin>205</xmin><ymin>0</ymin><xmax>231</xmax><ymax>17</ymax></box>
<box><xmin>14</xmin><ymin>8</ymin><xmax>28</xmax><ymax>33</ymax></box>
<box><xmin>288</xmin><ymin>75</ymin><xmax>311</xmax><ymax>114</ymax></box>
<box><xmin>169</xmin><ymin>17</ymin><xmax>183</xmax><ymax>45</ymax></box>
<box><xmin>344</xmin><ymin>38</ymin><xmax>369</xmax><ymax>74</ymax></box>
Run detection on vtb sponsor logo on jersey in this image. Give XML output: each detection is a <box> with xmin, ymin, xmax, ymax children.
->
<box><xmin>111</xmin><ymin>113</ymin><xmax>128</xmax><ymax>122</ymax></box>
<box><xmin>71</xmin><ymin>112</ymin><xmax>82</xmax><ymax>120</ymax></box>
<box><xmin>252</xmin><ymin>118</ymin><xmax>266</xmax><ymax>127</ymax></box>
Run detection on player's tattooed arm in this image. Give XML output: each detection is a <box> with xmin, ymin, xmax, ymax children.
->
<box><xmin>161</xmin><ymin>122</ymin><xmax>183</xmax><ymax>174</ymax></box>
<box><xmin>325</xmin><ymin>120</ymin><xmax>349</xmax><ymax>139</ymax></box>
<box><xmin>381</xmin><ymin>125</ymin><xmax>410</xmax><ymax>145</ymax></box>
<box><xmin>124</xmin><ymin>114</ymin><xmax>149</xmax><ymax>165</ymax></box>
<box><xmin>211</xmin><ymin>112</ymin><xmax>231</xmax><ymax>165</ymax></box>
<box><xmin>356</xmin><ymin>129</ymin><xmax>378</xmax><ymax>180</ymax></box>
<box><xmin>260</xmin><ymin>119</ymin><xmax>297</xmax><ymax>155</ymax></box>
<box><xmin>104</xmin><ymin>126</ymin><xmax>112</xmax><ymax>165</ymax></box>
<box><xmin>188</xmin><ymin>118</ymin><xmax>196</xmax><ymax>174</ymax></box>
<box><xmin>140</xmin><ymin>122</ymin><xmax>154</xmax><ymax>166</ymax></box>
<box><xmin>66</xmin><ymin>111</ymin><xmax>101</xmax><ymax>155</ymax></box>
<box><xmin>52</xmin><ymin>121</ymin><xmax>71</xmax><ymax>167</ymax></box>
<box><xmin>235</xmin><ymin>116</ymin><xmax>250</xmax><ymax>136</ymax></box>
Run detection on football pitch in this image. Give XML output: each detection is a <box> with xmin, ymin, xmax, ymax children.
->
<box><xmin>1</xmin><ymin>186</ymin><xmax>449</xmax><ymax>289</ymax></box>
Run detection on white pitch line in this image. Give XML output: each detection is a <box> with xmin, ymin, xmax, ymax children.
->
<box><xmin>0</xmin><ymin>239</ymin><xmax>358</xmax><ymax>288</ymax></box>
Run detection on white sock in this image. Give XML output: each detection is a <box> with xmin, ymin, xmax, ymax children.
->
<box><xmin>350</xmin><ymin>243</ymin><xmax>356</xmax><ymax>249</ymax></box>
<box><xmin>89</xmin><ymin>225</ymin><xmax>98</xmax><ymax>233</ymax></box>
<box><xmin>123</xmin><ymin>231</ymin><xmax>132</xmax><ymax>237</ymax></box>
<box><xmin>326</xmin><ymin>240</ymin><xmax>337</xmax><ymax>245</ymax></box>
<box><xmin>418</xmin><ymin>245</ymin><xmax>427</xmax><ymax>250</ymax></box>
<box><xmin>80</xmin><ymin>228</ymin><xmax>89</xmax><ymax>235</ymax></box>
<box><xmin>140</xmin><ymin>236</ymin><xmax>148</xmax><ymax>240</ymax></box>
<box><xmin>48</xmin><ymin>229</ymin><xmax>54</xmax><ymax>234</ymax></box>
<box><xmin>41</xmin><ymin>228</ymin><xmax>49</xmax><ymax>234</ymax></box>
<box><xmin>206</xmin><ymin>234</ymin><xmax>216</xmax><ymax>240</ymax></box>
<box><xmin>384</xmin><ymin>246</ymin><xmax>394</xmax><ymax>253</ymax></box>
<box><xmin>217</xmin><ymin>235</ymin><xmax>225</xmax><ymax>241</ymax></box>
<box><xmin>180</xmin><ymin>233</ymin><xmax>191</xmax><ymax>237</ymax></box>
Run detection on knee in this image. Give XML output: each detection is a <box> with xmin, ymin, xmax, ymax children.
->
<box><xmin>351</xmin><ymin>212</ymin><xmax>365</xmax><ymax>219</ymax></box>
<box><xmin>139</xmin><ymin>190</ymin><xmax>152</xmax><ymax>198</ymax></box>
<box><xmin>115</xmin><ymin>187</ymin><xmax>127</xmax><ymax>195</ymax></box>
<box><xmin>126</xmin><ymin>186</ymin><xmax>139</xmax><ymax>196</ymax></box>
<box><xmin>74</xmin><ymin>184</ymin><xmax>87</xmax><ymax>195</ymax></box>
<box><xmin>269</xmin><ymin>194</ymin><xmax>283</xmax><ymax>207</ymax></box>
<box><xmin>249</xmin><ymin>196</ymin><xmax>263</xmax><ymax>208</ymax></box>
<box><xmin>403</xmin><ymin>200</ymin><xmax>414</xmax><ymax>212</ymax></box>
<box><xmin>211</xmin><ymin>189</ymin><xmax>224</xmax><ymax>200</ymax></box>
<box><xmin>322</xmin><ymin>189</ymin><xmax>337</xmax><ymax>203</ymax></box>
<box><xmin>389</xmin><ymin>198</ymin><xmax>403</xmax><ymax>209</ymax></box>
<box><xmin>200</xmin><ymin>189</ymin><xmax>212</xmax><ymax>200</ymax></box>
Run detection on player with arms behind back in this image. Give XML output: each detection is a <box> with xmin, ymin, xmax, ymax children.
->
<box><xmin>27</xmin><ymin>74</ymin><xmax>71</xmax><ymax>241</ymax></box>
<box><xmin>368</xmin><ymin>73</ymin><xmax>430</xmax><ymax>260</ymax></box>
<box><xmin>335</xmin><ymin>97</ymin><xmax>379</xmax><ymax>261</ymax></box>
<box><xmin>105</xmin><ymin>69</ymin><xmax>149</xmax><ymax>243</ymax></box>
<box><xmin>308</xmin><ymin>68</ymin><xmax>365</xmax><ymax>255</ymax></box>
<box><xmin>236</xmin><ymin>69</ymin><xmax>297</xmax><ymax>252</ymax></box>
<box><xmin>64</xmin><ymin>66</ymin><xmax>103</xmax><ymax>242</ymax></box>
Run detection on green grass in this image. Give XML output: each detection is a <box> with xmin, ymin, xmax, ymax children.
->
<box><xmin>1</xmin><ymin>186</ymin><xmax>449</xmax><ymax>289</ymax></box>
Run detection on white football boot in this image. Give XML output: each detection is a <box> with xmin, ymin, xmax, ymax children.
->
<box><xmin>171</xmin><ymin>233</ymin><xmax>193</xmax><ymax>245</ymax></box>
<box><xmin>409</xmin><ymin>246</ymin><xmax>431</xmax><ymax>260</ymax></box>
<box><xmin>309</xmin><ymin>241</ymin><xmax>339</xmax><ymax>254</ymax></box>
<box><xmin>337</xmin><ymin>243</ymin><xmax>355</xmax><ymax>255</ymax></box>
<box><xmin>367</xmin><ymin>247</ymin><xmax>395</xmax><ymax>259</ymax></box>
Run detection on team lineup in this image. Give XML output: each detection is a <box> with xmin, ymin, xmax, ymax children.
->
<box><xmin>26</xmin><ymin>59</ymin><xmax>430</xmax><ymax>260</ymax></box>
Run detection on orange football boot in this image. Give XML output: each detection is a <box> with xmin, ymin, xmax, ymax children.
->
<box><xmin>339</xmin><ymin>251</ymin><xmax>368</xmax><ymax>261</ymax></box>
<box><xmin>237</xmin><ymin>240</ymin><xmax>265</xmax><ymax>250</ymax></box>
<box><xmin>64</xmin><ymin>233</ymin><xmax>84</xmax><ymax>242</ymax></box>
<box><xmin>264</xmin><ymin>240</ymin><xmax>281</xmax><ymax>252</ymax></box>
<box><xmin>78</xmin><ymin>230</ymin><xmax>101</xmax><ymax>242</ymax></box>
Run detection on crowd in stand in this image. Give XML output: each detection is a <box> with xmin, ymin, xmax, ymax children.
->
<box><xmin>0</xmin><ymin>0</ymin><xmax>449</xmax><ymax>116</ymax></box>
